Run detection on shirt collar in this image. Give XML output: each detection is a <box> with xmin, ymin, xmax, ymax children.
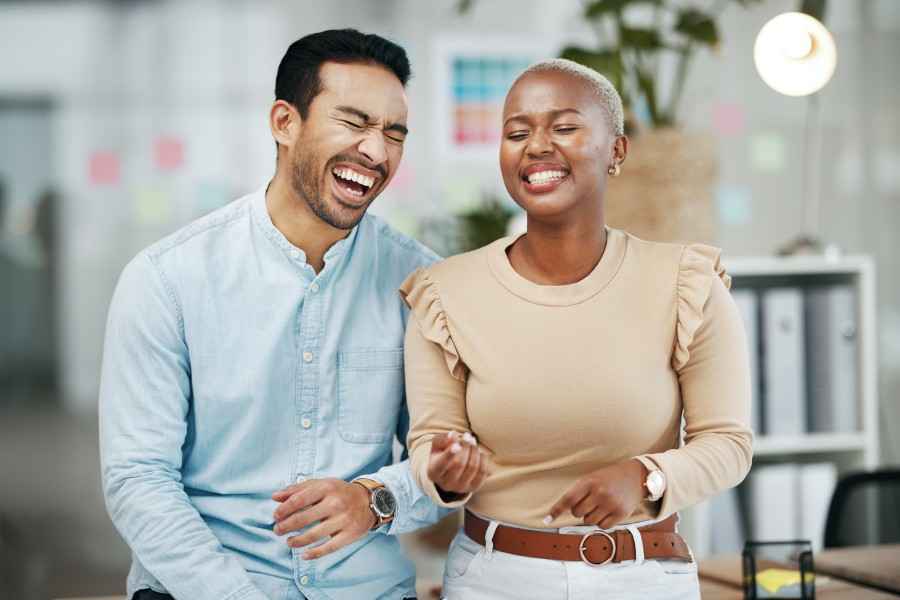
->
<box><xmin>250</xmin><ymin>182</ymin><xmax>362</xmax><ymax>270</ymax></box>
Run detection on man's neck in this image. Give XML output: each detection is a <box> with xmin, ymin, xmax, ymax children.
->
<box><xmin>265</xmin><ymin>174</ymin><xmax>351</xmax><ymax>273</ymax></box>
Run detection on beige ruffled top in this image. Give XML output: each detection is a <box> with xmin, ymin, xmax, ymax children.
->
<box><xmin>400</xmin><ymin>228</ymin><xmax>753</xmax><ymax>528</ymax></box>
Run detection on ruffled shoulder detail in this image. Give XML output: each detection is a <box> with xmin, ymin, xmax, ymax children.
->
<box><xmin>399</xmin><ymin>268</ymin><xmax>467</xmax><ymax>381</ymax></box>
<box><xmin>672</xmin><ymin>244</ymin><xmax>732</xmax><ymax>371</ymax></box>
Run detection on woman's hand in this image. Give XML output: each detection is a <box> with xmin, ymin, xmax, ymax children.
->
<box><xmin>545</xmin><ymin>459</ymin><xmax>648</xmax><ymax>528</ymax></box>
<box><xmin>427</xmin><ymin>431</ymin><xmax>490</xmax><ymax>500</ymax></box>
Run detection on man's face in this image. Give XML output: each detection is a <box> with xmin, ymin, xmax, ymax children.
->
<box><xmin>288</xmin><ymin>61</ymin><xmax>408</xmax><ymax>230</ymax></box>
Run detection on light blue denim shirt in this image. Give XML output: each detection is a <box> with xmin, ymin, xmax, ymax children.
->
<box><xmin>99</xmin><ymin>185</ymin><xmax>447</xmax><ymax>600</ymax></box>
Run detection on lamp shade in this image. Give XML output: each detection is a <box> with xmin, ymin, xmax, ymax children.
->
<box><xmin>754</xmin><ymin>12</ymin><xmax>837</xmax><ymax>97</ymax></box>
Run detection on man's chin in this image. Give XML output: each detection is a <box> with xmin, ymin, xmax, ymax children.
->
<box><xmin>317</xmin><ymin>200</ymin><xmax>370</xmax><ymax>231</ymax></box>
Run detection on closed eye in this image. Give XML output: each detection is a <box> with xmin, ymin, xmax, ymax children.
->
<box><xmin>554</xmin><ymin>126</ymin><xmax>578</xmax><ymax>134</ymax></box>
<box><xmin>339</xmin><ymin>119</ymin><xmax>365</xmax><ymax>130</ymax></box>
<box><xmin>506</xmin><ymin>131</ymin><xmax>529</xmax><ymax>141</ymax></box>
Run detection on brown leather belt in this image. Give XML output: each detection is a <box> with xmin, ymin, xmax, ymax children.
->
<box><xmin>463</xmin><ymin>511</ymin><xmax>692</xmax><ymax>566</ymax></box>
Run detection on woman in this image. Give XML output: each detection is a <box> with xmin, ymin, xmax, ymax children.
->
<box><xmin>401</xmin><ymin>59</ymin><xmax>752</xmax><ymax>600</ymax></box>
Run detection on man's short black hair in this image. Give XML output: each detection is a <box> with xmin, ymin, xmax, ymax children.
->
<box><xmin>275</xmin><ymin>29</ymin><xmax>411</xmax><ymax>119</ymax></box>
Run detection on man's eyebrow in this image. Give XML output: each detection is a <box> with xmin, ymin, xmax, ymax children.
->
<box><xmin>335</xmin><ymin>105</ymin><xmax>407</xmax><ymax>136</ymax></box>
<box><xmin>334</xmin><ymin>105</ymin><xmax>372</xmax><ymax>122</ymax></box>
<box><xmin>385</xmin><ymin>122</ymin><xmax>408</xmax><ymax>136</ymax></box>
<box><xmin>504</xmin><ymin>107</ymin><xmax>583</xmax><ymax>126</ymax></box>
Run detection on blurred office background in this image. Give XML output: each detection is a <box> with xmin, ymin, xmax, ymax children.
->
<box><xmin>1</xmin><ymin>0</ymin><xmax>899</xmax><ymax>598</ymax></box>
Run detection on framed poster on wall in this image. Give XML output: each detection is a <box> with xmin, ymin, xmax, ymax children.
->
<box><xmin>433</xmin><ymin>35</ymin><xmax>560</xmax><ymax>160</ymax></box>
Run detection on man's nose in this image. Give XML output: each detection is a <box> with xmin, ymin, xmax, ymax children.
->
<box><xmin>357</xmin><ymin>130</ymin><xmax>388</xmax><ymax>167</ymax></box>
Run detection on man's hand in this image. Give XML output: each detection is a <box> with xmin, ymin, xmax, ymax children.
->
<box><xmin>272</xmin><ymin>478</ymin><xmax>376</xmax><ymax>560</ymax></box>
<box><xmin>544</xmin><ymin>459</ymin><xmax>648</xmax><ymax>529</ymax></box>
<box><xmin>427</xmin><ymin>431</ymin><xmax>489</xmax><ymax>498</ymax></box>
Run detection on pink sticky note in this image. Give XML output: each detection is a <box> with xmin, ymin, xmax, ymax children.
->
<box><xmin>154</xmin><ymin>136</ymin><xmax>185</xmax><ymax>171</ymax></box>
<box><xmin>713</xmin><ymin>103</ymin><xmax>746</xmax><ymax>137</ymax></box>
<box><xmin>89</xmin><ymin>151</ymin><xmax>120</xmax><ymax>186</ymax></box>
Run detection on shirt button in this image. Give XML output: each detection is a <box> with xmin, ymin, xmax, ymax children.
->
<box><xmin>309</xmin><ymin>282</ymin><xmax>319</xmax><ymax>293</ymax></box>
<box><xmin>300</xmin><ymin>575</ymin><xmax>310</xmax><ymax>585</ymax></box>
<box><xmin>302</xmin><ymin>351</ymin><xmax>313</xmax><ymax>363</ymax></box>
<box><xmin>301</xmin><ymin>418</ymin><xmax>312</xmax><ymax>429</ymax></box>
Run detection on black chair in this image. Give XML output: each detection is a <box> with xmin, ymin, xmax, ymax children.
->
<box><xmin>823</xmin><ymin>468</ymin><xmax>900</xmax><ymax>548</ymax></box>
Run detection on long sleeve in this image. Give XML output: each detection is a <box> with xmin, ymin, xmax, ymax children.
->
<box><xmin>635</xmin><ymin>245</ymin><xmax>754</xmax><ymax>519</ymax></box>
<box><xmin>358</xmin><ymin>389</ymin><xmax>454</xmax><ymax>533</ymax></box>
<box><xmin>400</xmin><ymin>269</ymin><xmax>472</xmax><ymax>509</ymax></box>
<box><xmin>99</xmin><ymin>254</ymin><xmax>268</xmax><ymax>600</ymax></box>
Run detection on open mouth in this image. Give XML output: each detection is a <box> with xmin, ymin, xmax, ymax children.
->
<box><xmin>521</xmin><ymin>166</ymin><xmax>570</xmax><ymax>193</ymax></box>
<box><xmin>331</xmin><ymin>165</ymin><xmax>378</xmax><ymax>206</ymax></box>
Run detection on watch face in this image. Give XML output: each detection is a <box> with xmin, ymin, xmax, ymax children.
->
<box><xmin>647</xmin><ymin>470</ymin><xmax>666</xmax><ymax>496</ymax></box>
<box><xmin>372</xmin><ymin>488</ymin><xmax>397</xmax><ymax>517</ymax></box>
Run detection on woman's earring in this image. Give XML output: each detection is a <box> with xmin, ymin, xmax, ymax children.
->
<box><xmin>607</xmin><ymin>163</ymin><xmax>621</xmax><ymax>177</ymax></box>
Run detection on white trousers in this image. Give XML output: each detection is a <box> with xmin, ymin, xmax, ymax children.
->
<box><xmin>441</xmin><ymin>518</ymin><xmax>700</xmax><ymax>600</ymax></box>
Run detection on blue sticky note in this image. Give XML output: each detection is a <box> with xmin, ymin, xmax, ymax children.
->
<box><xmin>716</xmin><ymin>185</ymin><xmax>752</xmax><ymax>226</ymax></box>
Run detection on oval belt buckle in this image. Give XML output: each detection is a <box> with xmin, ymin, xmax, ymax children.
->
<box><xmin>579</xmin><ymin>530</ymin><xmax>616</xmax><ymax>567</ymax></box>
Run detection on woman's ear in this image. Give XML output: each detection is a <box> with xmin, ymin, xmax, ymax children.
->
<box><xmin>613</xmin><ymin>135</ymin><xmax>629</xmax><ymax>166</ymax></box>
<box><xmin>270</xmin><ymin>100</ymin><xmax>300</xmax><ymax>149</ymax></box>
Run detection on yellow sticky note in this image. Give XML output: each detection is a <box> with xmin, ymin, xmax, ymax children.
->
<box><xmin>756</xmin><ymin>568</ymin><xmax>815</xmax><ymax>594</ymax></box>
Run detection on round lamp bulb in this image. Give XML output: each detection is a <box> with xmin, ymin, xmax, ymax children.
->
<box><xmin>782</xmin><ymin>31</ymin><xmax>813</xmax><ymax>60</ymax></box>
<box><xmin>754</xmin><ymin>12</ymin><xmax>837</xmax><ymax>97</ymax></box>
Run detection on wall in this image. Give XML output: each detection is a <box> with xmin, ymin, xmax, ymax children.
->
<box><xmin>0</xmin><ymin>0</ymin><xmax>897</xmax><ymax>461</ymax></box>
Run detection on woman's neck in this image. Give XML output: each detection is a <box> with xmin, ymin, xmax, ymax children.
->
<box><xmin>508</xmin><ymin>215</ymin><xmax>608</xmax><ymax>286</ymax></box>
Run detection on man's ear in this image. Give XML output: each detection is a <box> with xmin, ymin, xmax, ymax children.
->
<box><xmin>270</xmin><ymin>100</ymin><xmax>301</xmax><ymax>149</ymax></box>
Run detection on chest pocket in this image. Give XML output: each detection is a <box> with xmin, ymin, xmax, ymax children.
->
<box><xmin>337</xmin><ymin>348</ymin><xmax>404</xmax><ymax>444</ymax></box>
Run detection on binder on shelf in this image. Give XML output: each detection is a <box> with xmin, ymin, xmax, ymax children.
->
<box><xmin>747</xmin><ymin>464</ymin><xmax>799</xmax><ymax>541</ymax></box>
<box><xmin>805</xmin><ymin>285</ymin><xmax>859</xmax><ymax>433</ymax></box>
<box><xmin>761</xmin><ymin>288</ymin><xmax>806</xmax><ymax>436</ymax></box>
<box><xmin>708</xmin><ymin>487</ymin><xmax>746</xmax><ymax>554</ymax></box>
<box><xmin>732</xmin><ymin>289</ymin><xmax>761</xmax><ymax>434</ymax></box>
<box><xmin>799</xmin><ymin>462</ymin><xmax>838</xmax><ymax>551</ymax></box>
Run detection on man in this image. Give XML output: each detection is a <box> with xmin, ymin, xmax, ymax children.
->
<box><xmin>100</xmin><ymin>29</ymin><xmax>449</xmax><ymax>600</ymax></box>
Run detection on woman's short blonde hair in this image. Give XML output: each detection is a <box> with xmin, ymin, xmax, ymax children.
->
<box><xmin>514</xmin><ymin>58</ymin><xmax>625</xmax><ymax>137</ymax></box>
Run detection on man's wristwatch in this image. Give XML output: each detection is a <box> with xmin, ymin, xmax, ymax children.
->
<box><xmin>644</xmin><ymin>467</ymin><xmax>667</xmax><ymax>502</ymax></box>
<box><xmin>352</xmin><ymin>478</ymin><xmax>397</xmax><ymax>530</ymax></box>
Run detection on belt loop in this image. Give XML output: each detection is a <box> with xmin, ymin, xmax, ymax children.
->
<box><xmin>626</xmin><ymin>525</ymin><xmax>644</xmax><ymax>565</ymax></box>
<box><xmin>483</xmin><ymin>520</ymin><xmax>500</xmax><ymax>558</ymax></box>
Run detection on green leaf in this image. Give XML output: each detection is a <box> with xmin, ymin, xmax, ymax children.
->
<box><xmin>584</xmin><ymin>0</ymin><xmax>632</xmax><ymax>18</ymax></box>
<box><xmin>620</xmin><ymin>26</ymin><xmax>663</xmax><ymax>50</ymax></box>
<box><xmin>584</xmin><ymin>0</ymin><xmax>661</xmax><ymax>19</ymax></box>
<box><xmin>456</xmin><ymin>0</ymin><xmax>474</xmax><ymax>14</ymax></box>
<box><xmin>674</xmin><ymin>9</ymin><xmax>718</xmax><ymax>46</ymax></box>
<box><xmin>559</xmin><ymin>46</ymin><xmax>625</xmax><ymax>84</ymax></box>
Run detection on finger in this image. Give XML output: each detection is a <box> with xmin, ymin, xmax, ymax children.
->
<box><xmin>273</xmin><ymin>484</ymin><xmax>327</xmax><ymax>521</ymax></box>
<box><xmin>468</xmin><ymin>451</ymin><xmax>491</xmax><ymax>490</ymax></box>
<box><xmin>461</xmin><ymin>431</ymin><xmax>477</xmax><ymax>447</ymax></box>
<box><xmin>598</xmin><ymin>511</ymin><xmax>624</xmax><ymax>530</ymax></box>
<box><xmin>427</xmin><ymin>444</ymin><xmax>456</xmax><ymax>481</ymax></box>
<box><xmin>302</xmin><ymin>530</ymin><xmax>355</xmax><ymax>560</ymax></box>
<box><xmin>287</xmin><ymin>517</ymin><xmax>341</xmax><ymax>549</ymax></box>
<box><xmin>583</xmin><ymin>507</ymin><xmax>610</xmax><ymax>527</ymax></box>
<box><xmin>571</xmin><ymin>493</ymin><xmax>601</xmax><ymax>519</ymax></box>
<box><xmin>457</xmin><ymin>444</ymin><xmax>483</xmax><ymax>491</ymax></box>
<box><xmin>546</xmin><ymin>480</ymin><xmax>591</xmax><ymax>524</ymax></box>
<box><xmin>274</xmin><ymin>503</ymin><xmax>328</xmax><ymax>536</ymax></box>
<box><xmin>272</xmin><ymin>479</ymin><xmax>315</xmax><ymax>501</ymax></box>
<box><xmin>430</xmin><ymin>431</ymin><xmax>459</xmax><ymax>452</ymax></box>
<box><xmin>442</xmin><ymin>444</ymin><xmax>471</xmax><ymax>488</ymax></box>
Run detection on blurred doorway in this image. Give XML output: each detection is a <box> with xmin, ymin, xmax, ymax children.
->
<box><xmin>0</xmin><ymin>97</ymin><xmax>58</xmax><ymax>405</ymax></box>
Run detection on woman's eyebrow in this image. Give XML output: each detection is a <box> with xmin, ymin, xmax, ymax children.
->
<box><xmin>503</xmin><ymin>108</ymin><xmax>583</xmax><ymax>126</ymax></box>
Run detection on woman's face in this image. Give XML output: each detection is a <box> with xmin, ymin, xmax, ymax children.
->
<box><xmin>499</xmin><ymin>70</ymin><xmax>623</xmax><ymax>221</ymax></box>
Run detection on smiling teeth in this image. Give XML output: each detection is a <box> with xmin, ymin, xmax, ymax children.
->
<box><xmin>333</xmin><ymin>168</ymin><xmax>374</xmax><ymax>189</ymax></box>
<box><xmin>527</xmin><ymin>170</ymin><xmax>567</xmax><ymax>184</ymax></box>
